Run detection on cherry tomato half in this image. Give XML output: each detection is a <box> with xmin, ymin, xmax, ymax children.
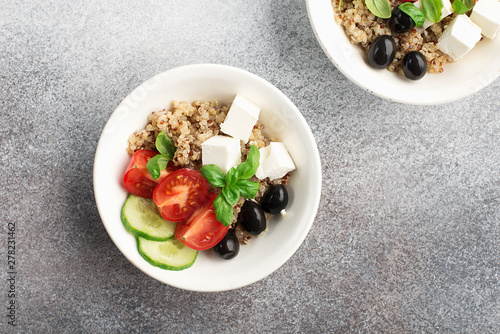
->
<box><xmin>175</xmin><ymin>193</ymin><xmax>229</xmax><ymax>251</ymax></box>
<box><xmin>126</xmin><ymin>149</ymin><xmax>157</xmax><ymax>170</ymax></box>
<box><xmin>123</xmin><ymin>167</ymin><xmax>159</xmax><ymax>198</ymax></box>
<box><xmin>123</xmin><ymin>150</ymin><xmax>177</xmax><ymax>198</ymax></box>
<box><xmin>153</xmin><ymin>169</ymin><xmax>210</xmax><ymax>222</ymax></box>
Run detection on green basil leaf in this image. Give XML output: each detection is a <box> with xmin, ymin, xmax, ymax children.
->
<box><xmin>421</xmin><ymin>0</ymin><xmax>443</xmax><ymax>23</ymax></box>
<box><xmin>200</xmin><ymin>164</ymin><xmax>225</xmax><ymax>188</ymax></box>
<box><xmin>399</xmin><ymin>3</ymin><xmax>425</xmax><ymax>27</ymax></box>
<box><xmin>365</xmin><ymin>0</ymin><xmax>392</xmax><ymax>19</ymax></box>
<box><xmin>462</xmin><ymin>0</ymin><xmax>474</xmax><ymax>10</ymax></box>
<box><xmin>213</xmin><ymin>193</ymin><xmax>233</xmax><ymax>227</ymax></box>
<box><xmin>452</xmin><ymin>0</ymin><xmax>473</xmax><ymax>14</ymax></box>
<box><xmin>146</xmin><ymin>154</ymin><xmax>171</xmax><ymax>180</ymax></box>
<box><xmin>225</xmin><ymin>167</ymin><xmax>239</xmax><ymax>186</ymax></box>
<box><xmin>155</xmin><ymin>131</ymin><xmax>176</xmax><ymax>157</ymax></box>
<box><xmin>222</xmin><ymin>185</ymin><xmax>240</xmax><ymax>206</ymax></box>
<box><xmin>452</xmin><ymin>0</ymin><xmax>468</xmax><ymax>13</ymax></box>
<box><xmin>237</xmin><ymin>145</ymin><xmax>260</xmax><ymax>180</ymax></box>
<box><xmin>158</xmin><ymin>155</ymin><xmax>170</xmax><ymax>170</ymax></box>
<box><xmin>236</xmin><ymin>179</ymin><xmax>260</xmax><ymax>199</ymax></box>
<box><xmin>246</xmin><ymin>145</ymin><xmax>260</xmax><ymax>169</ymax></box>
<box><xmin>236</xmin><ymin>162</ymin><xmax>253</xmax><ymax>180</ymax></box>
<box><xmin>146</xmin><ymin>157</ymin><xmax>161</xmax><ymax>180</ymax></box>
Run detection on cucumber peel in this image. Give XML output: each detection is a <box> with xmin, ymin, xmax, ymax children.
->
<box><xmin>121</xmin><ymin>194</ymin><xmax>176</xmax><ymax>241</ymax></box>
<box><xmin>137</xmin><ymin>237</ymin><xmax>198</xmax><ymax>271</ymax></box>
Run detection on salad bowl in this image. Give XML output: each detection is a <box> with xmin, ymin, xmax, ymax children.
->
<box><xmin>306</xmin><ymin>0</ymin><xmax>500</xmax><ymax>105</ymax></box>
<box><xmin>93</xmin><ymin>64</ymin><xmax>322</xmax><ymax>291</ymax></box>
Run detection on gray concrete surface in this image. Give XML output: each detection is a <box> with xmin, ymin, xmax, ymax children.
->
<box><xmin>1</xmin><ymin>0</ymin><xmax>499</xmax><ymax>332</ymax></box>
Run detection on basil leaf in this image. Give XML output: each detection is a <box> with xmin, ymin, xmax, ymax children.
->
<box><xmin>225</xmin><ymin>167</ymin><xmax>239</xmax><ymax>186</ymax></box>
<box><xmin>452</xmin><ymin>0</ymin><xmax>473</xmax><ymax>14</ymax></box>
<box><xmin>146</xmin><ymin>154</ymin><xmax>171</xmax><ymax>180</ymax></box>
<box><xmin>236</xmin><ymin>162</ymin><xmax>253</xmax><ymax>181</ymax></box>
<box><xmin>157</xmin><ymin>155</ymin><xmax>170</xmax><ymax>170</ymax></box>
<box><xmin>200</xmin><ymin>164</ymin><xmax>225</xmax><ymax>188</ymax></box>
<box><xmin>213</xmin><ymin>193</ymin><xmax>233</xmax><ymax>227</ymax></box>
<box><xmin>236</xmin><ymin>179</ymin><xmax>260</xmax><ymax>199</ymax></box>
<box><xmin>155</xmin><ymin>131</ymin><xmax>176</xmax><ymax>157</ymax></box>
<box><xmin>421</xmin><ymin>0</ymin><xmax>443</xmax><ymax>24</ymax></box>
<box><xmin>222</xmin><ymin>185</ymin><xmax>240</xmax><ymax>206</ymax></box>
<box><xmin>365</xmin><ymin>0</ymin><xmax>392</xmax><ymax>19</ymax></box>
<box><xmin>237</xmin><ymin>145</ymin><xmax>260</xmax><ymax>180</ymax></box>
<box><xmin>246</xmin><ymin>145</ymin><xmax>260</xmax><ymax>170</ymax></box>
<box><xmin>399</xmin><ymin>3</ymin><xmax>425</xmax><ymax>27</ymax></box>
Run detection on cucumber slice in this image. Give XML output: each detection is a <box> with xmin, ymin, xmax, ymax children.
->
<box><xmin>121</xmin><ymin>194</ymin><xmax>176</xmax><ymax>241</ymax></box>
<box><xmin>137</xmin><ymin>237</ymin><xmax>198</xmax><ymax>271</ymax></box>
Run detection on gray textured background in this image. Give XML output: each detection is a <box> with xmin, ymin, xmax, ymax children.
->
<box><xmin>1</xmin><ymin>0</ymin><xmax>499</xmax><ymax>333</ymax></box>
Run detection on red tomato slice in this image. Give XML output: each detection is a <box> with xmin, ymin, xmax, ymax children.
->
<box><xmin>126</xmin><ymin>149</ymin><xmax>156</xmax><ymax>169</ymax></box>
<box><xmin>175</xmin><ymin>193</ymin><xmax>229</xmax><ymax>250</ymax></box>
<box><xmin>153</xmin><ymin>169</ymin><xmax>210</xmax><ymax>222</ymax></box>
<box><xmin>123</xmin><ymin>168</ymin><xmax>158</xmax><ymax>198</ymax></box>
<box><xmin>123</xmin><ymin>150</ymin><xmax>178</xmax><ymax>198</ymax></box>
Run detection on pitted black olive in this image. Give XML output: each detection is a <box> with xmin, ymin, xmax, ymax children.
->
<box><xmin>403</xmin><ymin>51</ymin><xmax>427</xmax><ymax>80</ymax></box>
<box><xmin>238</xmin><ymin>201</ymin><xmax>266</xmax><ymax>236</ymax></box>
<box><xmin>367</xmin><ymin>35</ymin><xmax>396</xmax><ymax>69</ymax></box>
<box><xmin>261</xmin><ymin>185</ymin><xmax>288</xmax><ymax>214</ymax></box>
<box><xmin>213</xmin><ymin>229</ymin><xmax>239</xmax><ymax>260</ymax></box>
<box><xmin>390</xmin><ymin>8</ymin><xmax>415</xmax><ymax>33</ymax></box>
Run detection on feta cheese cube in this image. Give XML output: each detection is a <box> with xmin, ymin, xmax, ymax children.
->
<box><xmin>201</xmin><ymin>135</ymin><xmax>241</xmax><ymax>174</ymax></box>
<box><xmin>470</xmin><ymin>0</ymin><xmax>500</xmax><ymax>39</ymax></box>
<box><xmin>437</xmin><ymin>15</ymin><xmax>482</xmax><ymax>61</ymax></box>
<box><xmin>220</xmin><ymin>95</ymin><xmax>260</xmax><ymax>143</ymax></box>
<box><xmin>255</xmin><ymin>142</ymin><xmax>295</xmax><ymax>180</ymax></box>
<box><xmin>414</xmin><ymin>0</ymin><xmax>454</xmax><ymax>30</ymax></box>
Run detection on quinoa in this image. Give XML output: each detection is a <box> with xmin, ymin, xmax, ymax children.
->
<box><xmin>332</xmin><ymin>0</ymin><xmax>455</xmax><ymax>75</ymax></box>
<box><xmin>127</xmin><ymin>99</ymin><xmax>290</xmax><ymax>244</ymax></box>
<box><xmin>127</xmin><ymin>100</ymin><xmax>229</xmax><ymax>169</ymax></box>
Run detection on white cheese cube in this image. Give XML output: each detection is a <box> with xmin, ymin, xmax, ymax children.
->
<box><xmin>437</xmin><ymin>15</ymin><xmax>482</xmax><ymax>61</ymax></box>
<box><xmin>414</xmin><ymin>0</ymin><xmax>454</xmax><ymax>30</ymax></box>
<box><xmin>201</xmin><ymin>135</ymin><xmax>241</xmax><ymax>174</ymax></box>
<box><xmin>470</xmin><ymin>0</ymin><xmax>500</xmax><ymax>39</ymax></box>
<box><xmin>255</xmin><ymin>142</ymin><xmax>295</xmax><ymax>180</ymax></box>
<box><xmin>220</xmin><ymin>95</ymin><xmax>260</xmax><ymax>143</ymax></box>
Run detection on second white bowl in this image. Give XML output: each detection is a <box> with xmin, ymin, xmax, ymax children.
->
<box><xmin>306</xmin><ymin>0</ymin><xmax>500</xmax><ymax>105</ymax></box>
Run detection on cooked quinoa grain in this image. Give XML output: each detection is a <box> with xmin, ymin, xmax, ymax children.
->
<box><xmin>127</xmin><ymin>100</ymin><xmax>290</xmax><ymax>244</ymax></box>
<box><xmin>127</xmin><ymin>100</ymin><xmax>229</xmax><ymax>169</ymax></box>
<box><xmin>333</xmin><ymin>0</ymin><xmax>455</xmax><ymax>75</ymax></box>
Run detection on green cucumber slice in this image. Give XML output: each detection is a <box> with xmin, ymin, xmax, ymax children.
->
<box><xmin>121</xmin><ymin>194</ymin><xmax>176</xmax><ymax>241</ymax></box>
<box><xmin>137</xmin><ymin>237</ymin><xmax>198</xmax><ymax>271</ymax></box>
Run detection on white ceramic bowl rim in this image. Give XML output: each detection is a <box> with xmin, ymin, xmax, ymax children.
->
<box><xmin>306</xmin><ymin>0</ymin><xmax>500</xmax><ymax>105</ymax></box>
<box><xmin>93</xmin><ymin>64</ymin><xmax>322</xmax><ymax>292</ymax></box>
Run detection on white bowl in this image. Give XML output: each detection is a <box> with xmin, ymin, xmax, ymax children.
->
<box><xmin>93</xmin><ymin>64</ymin><xmax>322</xmax><ymax>292</ymax></box>
<box><xmin>306</xmin><ymin>0</ymin><xmax>500</xmax><ymax>105</ymax></box>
